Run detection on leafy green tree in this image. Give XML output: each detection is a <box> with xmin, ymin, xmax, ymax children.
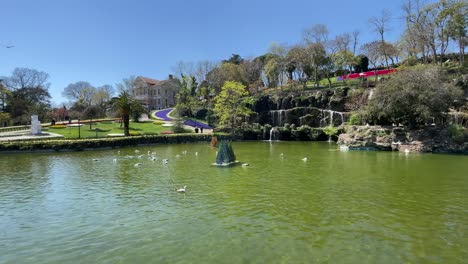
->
<box><xmin>352</xmin><ymin>54</ymin><xmax>369</xmax><ymax>72</ymax></box>
<box><xmin>175</xmin><ymin>74</ymin><xmax>197</xmax><ymax>118</ymax></box>
<box><xmin>264</xmin><ymin>58</ymin><xmax>279</xmax><ymax>88</ymax></box>
<box><xmin>0</xmin><ymin>112</ymin><xmax>11</xmax><ymax>127</ymax></box>
<box><xmin>222</xmin><ymin>54</ymin><xmax>244</xmax><ymax>65</ymax></box>
<box><xmin>367</xmin><ymin>65</ymin><xmax>462</xmax><ymax>128</ymax></box>
<box><xmin>213</xmin><ymin>81</ymin><xmax>252</xmax><ymax>134</ymax></box>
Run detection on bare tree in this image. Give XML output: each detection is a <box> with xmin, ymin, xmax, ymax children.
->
<box><xmin>268</xmin><ymin>42</ymin><xmax>290</xmax><ymax>88</ymax></box>
<box><xmin>352</xmin><ymin>30</ymin><xmax>360</xmax><ymax>56</ymax></box>
<box><xmin>303</xmin><ymin>24</ymin><xmax>329</xmax><ymax>45</ymax></box>
<box><xmin>116</xmin><ymin>76</ymin><xmax>136</xmax><ymax>93</ymax></box>
<box><xmin>195</xmin><ymin>60</ymin><xmax>217</xmax><ymax>83</ymax></box>
<box><xmin>2</xmin><ymin>68</ymin><xmax>50</xmax><ymax>91</ymax></box>
<box><xmin>171</xmin><ymin>61</ymin><xmax>195</xmax><ymax>78</ymax></box>
<box><xmin>62</xmin><ymin>81</ymin><xmax>96</xmax><ymax>107</ymax></box>
<box><xmin>369</xmin><ymin>9</ymin><xmax>392</xmax><ymax>67</ymax></box>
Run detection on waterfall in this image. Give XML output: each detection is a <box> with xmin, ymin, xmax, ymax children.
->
<box><xmin>320</xmin><ymin>110</ymin><xmax>344</xmax><ymax>127</ymax></box>
<box><xmin>270</xmin><ymin>110</ymin><xmax>286</xmax><ymax>127</ymax></box>
<box><xmin>269</xmin><ymin>127</ymin><xmax>279</xmax><ymax>141</ymax></box>
<box><xmin>368</xmin><ymin>89</ymin><xmax>374</xmax><ymax>100</ymax></box>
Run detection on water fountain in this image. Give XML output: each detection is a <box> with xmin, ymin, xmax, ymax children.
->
<box><xmin>213</xmin><ymin>141</ymin><xmax>238</xmax><ymax>167</ymax></box>
<box><xmin>31</xmin><ymin>115</ymin><xmax>42</xmax><ymax>135</ymax></box>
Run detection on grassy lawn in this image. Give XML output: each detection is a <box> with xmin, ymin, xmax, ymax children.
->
<box><xmin>45</xmin><ymin>121</ymin><xmax>170</xmax><ymax>139</ymax></box>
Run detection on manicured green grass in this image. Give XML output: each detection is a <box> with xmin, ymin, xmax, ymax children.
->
<box><xmin>45</xmin><ymin>121</ymin><xmax>170</xmax><ymax>139</ymax></box>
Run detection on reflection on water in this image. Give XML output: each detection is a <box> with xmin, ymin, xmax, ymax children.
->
<box><xmin>0</xmin><ymin>142</ymin><xmax>467</xmax><ymax>263</ymax></box>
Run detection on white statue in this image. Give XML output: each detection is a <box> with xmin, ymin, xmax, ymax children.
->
<box><xmin>31</xmin><ymin>115</ymin><xmax>42</xmax><ymax>135</ymax></box>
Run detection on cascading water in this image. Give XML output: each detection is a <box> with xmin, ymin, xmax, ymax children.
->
<box><xmin>269</xmin><ymin>110</ymin><xmax>286</xmax><ymax>127</ymax></box>
<box><xmin>269</xmin><ymin>127</ymin><xmax>279</xmax><ymax>141</ymax></box>
<box><xmin>320</xmin><ymin>110</ymin><xmax>344</xmax><ymax>127</ymax></box>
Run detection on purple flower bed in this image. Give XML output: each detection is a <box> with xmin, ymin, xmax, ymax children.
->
<box><xmin>154</xmin><ymin>108</ymin><xmax>212</xmax><ymax>129</ymax></box>
<box><xmin>154</xmin><ymin>109</ymin><xmax>173</xmax><ymax>121</ymax></box>
<box><xmin>184</xmin><ymin>119</ymin><xmax>212</xmax><ymax>129</ymax></box>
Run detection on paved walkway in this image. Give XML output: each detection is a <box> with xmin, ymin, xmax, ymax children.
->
<box><xmin>153</xmin><ymin>109</ymin><xmax>213</xmax><ymax>129</ymax></box>
<box><xmin>0</xmin><ymin>130</ymin><xmax>64</xmax><ymax>142</ymax></box>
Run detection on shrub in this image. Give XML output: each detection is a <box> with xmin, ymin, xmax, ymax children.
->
<box><xmin>172</xmin><ymin>119</ymin><xmax>186</xmax><ymax>133</ymax></box>
<box><xmin>448</xmin><ymin>124</ymin><xmax>466</xmax><ymax>144</ymax></box>
<box><xmin>323</xmin><ymin>126</ymin><xmax>339</xmax><ymax>137</ymax></box>
<box><xmin>348</xmin><ymin>113</ymin><xmax>363</xmax><ymax>125</ymax></box>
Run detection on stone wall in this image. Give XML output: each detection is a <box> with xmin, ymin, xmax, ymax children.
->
<box><xmin>337</xmin><ymin>125</ymin><xmax>468</xmax><ymax>153</ymax></box>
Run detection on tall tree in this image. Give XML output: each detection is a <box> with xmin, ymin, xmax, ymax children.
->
<box><xmin>369</xmin><ymin>9</ymin><xmax>392</xmax><ymax>67</ymax></box>
<box><xmin>2</xmin><ymin>68</ymin><xmax>51</xmax><ymax>123</ymax></box>
<box><xmin>213</xmin><ymin>81</ymin><xmax>252</xmax><ymax>134</ymax></box>
<box><xmin>442</xmin><ymin>0</ymin><xmax>468</xmax><ymax>64</ymax></box>
<box><xmin>62</xmin><ymin>81</ymin><xmax>96</xmax><ymax>110</ymax></box>
<box><xmin>111</xmin><ymin>90</ymin><xmax>140</xmax><ymax>136</ymax></box>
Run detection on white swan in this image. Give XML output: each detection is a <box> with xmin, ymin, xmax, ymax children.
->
<box><xmin>163</xmin><ymin>159</ymin><xmax>169</xmax><ymax>164</ymax></box>
<box><xmin>176</xmin><ymin>186</ymin><xmax>187</xmax><ymax>193</ymax></box>
<box><xmin>195</xmin><ymin>152</ymin><xmax>198</xmax><ymax>156</ymax></box>
<box><xmin>134</xmin><ymin>163</ymin><xmax>142</xmax><ymax>167</ymax></box>
<box><xmin>302</xmin><ymin>157</ymin><xmax>308</xmax><ymax>161</ymax></box>
<box><xmin>242</xmin><ymin>163</ymin><xmax>249</xmax><ymax>167</ymax></box>
<box><xmin>175</xmin><ymin>154</ymin><xmax>181</xmax><ymax>158</ymax></box>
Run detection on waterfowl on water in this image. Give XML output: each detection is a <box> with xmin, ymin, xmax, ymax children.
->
<box><xmin>302</xmin><ymin>157</ymin><xmax>308</xmax><ymax>161</ymax></box>
<box><xmin>134</xmin><ymin>163</ymin><xmax>142</xmax><ymax>167</ymax></box>
<box><xmin>176</xmin><ymin>186</ymin><xmax>187</xmax><ymax>193</ymax></box>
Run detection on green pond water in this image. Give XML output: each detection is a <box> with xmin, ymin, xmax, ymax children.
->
<box><xmin>0</xmin><ymin>141</ymin><xmax>467</xmax><ymax>263</ymax></box>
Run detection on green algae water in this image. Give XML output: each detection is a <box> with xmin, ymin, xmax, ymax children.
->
<box><xmin>1</xmin><ymin>141</ymin><xmax>467</xmax><ymax>263</ymax></box>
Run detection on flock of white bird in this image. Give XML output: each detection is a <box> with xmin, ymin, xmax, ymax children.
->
<box><xmin>91</xmin><ymin>149</ymin><xmax>311</xmax><ymax>193</ymax></box>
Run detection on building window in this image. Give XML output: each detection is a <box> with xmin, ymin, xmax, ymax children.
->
<box><xmin>158</xmin><ymin>89</ymin><xmax>160</xmax><ymax>95</ymax></box>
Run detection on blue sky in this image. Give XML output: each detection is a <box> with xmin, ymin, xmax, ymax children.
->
<box><xmin>0</xmin><ymin>0</ymin><xmax>429</xmax><ymax>105</ymax></box>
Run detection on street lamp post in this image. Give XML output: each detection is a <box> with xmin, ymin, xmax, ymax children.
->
<box><xmin>78</xmin><ymin>118</ymin><xmax>81</xmax><ymax>139</ymax></box>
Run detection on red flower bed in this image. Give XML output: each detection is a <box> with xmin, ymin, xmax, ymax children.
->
<box><xmin>160</xmin><ymin>130</ymin><xmax>174</xmax><ymax>135</ymax></box>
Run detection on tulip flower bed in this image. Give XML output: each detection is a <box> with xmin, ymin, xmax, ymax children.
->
<box><xmin>183</xmin><ymin>119</ymin><xmax>212</xmax><ymax>129</ymax></box>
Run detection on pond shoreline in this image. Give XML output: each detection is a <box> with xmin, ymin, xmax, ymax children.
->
<box><xmin>1</xmin><ymin>125</ymin><xmax>467</xmax><ymax>155</ymax></box>
<box><xmin>0</xmin><ymin>133</ymin><xmax>229</xmax><ymax>153</ymax></box>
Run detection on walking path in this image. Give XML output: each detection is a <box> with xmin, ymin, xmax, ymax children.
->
<box><xmin>153</xmin><ymin>108</ymin><xmax>213</xmax><ymax>131</ymax></box>
<box><xmin>0</xmin><ymin>129</ymin><xmax>64</xmax><ymax>142</ymax></box>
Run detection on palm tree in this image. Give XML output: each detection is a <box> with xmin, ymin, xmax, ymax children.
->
<box><xmin>111</xmin><ymin>91</ymin><xmax>133</xmax><ymax>136</ymax></box>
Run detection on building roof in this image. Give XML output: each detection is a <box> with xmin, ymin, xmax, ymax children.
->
<box><xmin>137</xmin><ymin>76</ymin><xmax>161</xmax><ymax>85</ymax></box>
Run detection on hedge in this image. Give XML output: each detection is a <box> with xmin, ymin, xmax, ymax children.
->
<box><xmin>0</xmin><ymin>133</ymin><xmax>232</xmax><ymax>152</ymax></box>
